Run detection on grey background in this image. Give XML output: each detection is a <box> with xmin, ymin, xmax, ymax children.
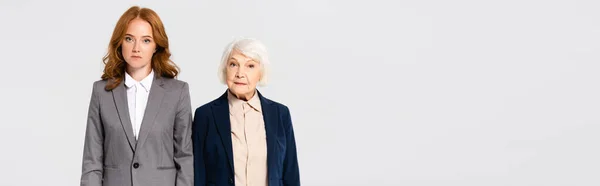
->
<box><xmin>1</xmin><ymin>0</ymin><xmax>599</xmax><ymax>185</ymax></box>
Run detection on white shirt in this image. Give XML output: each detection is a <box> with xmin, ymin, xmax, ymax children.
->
<box><xmin>124</xmin><ymin>70</ymin><xmax>154</xmax><ymax>140</ymax></box>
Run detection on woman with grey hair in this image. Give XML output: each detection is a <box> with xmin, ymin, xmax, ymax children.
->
<box><xmin>192</xmin><ymin>38</ymin><xmax>300</xmax><ymax>186</ymax></box>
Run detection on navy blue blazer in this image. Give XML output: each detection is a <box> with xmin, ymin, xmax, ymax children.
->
<box><xmin>192</xmin><ymin>90</ymin><xmax>300</xmax><ymax>186</ymax></box>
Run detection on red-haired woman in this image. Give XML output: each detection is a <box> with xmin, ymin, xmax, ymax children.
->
<box><xmin>80</xmin><ymin>6</ymin><xmax>193</xmax><ymax>186</ymax></box>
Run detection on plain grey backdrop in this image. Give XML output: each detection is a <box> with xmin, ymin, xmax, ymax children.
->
<box><xmin>1</xmin><ymin>0</ymin><xmax>599</xmax><ymax>185</ymax></box>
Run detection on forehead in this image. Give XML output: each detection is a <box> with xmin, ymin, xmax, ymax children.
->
<box><xmin>126</xmin><ymin>18</ymin><xmax>153</xmax><ymax>36</ymax></box>
<box><xmin>229</xmin><ymin>50</ymin><xmax>257</xmax><ymax>62</ymax></box>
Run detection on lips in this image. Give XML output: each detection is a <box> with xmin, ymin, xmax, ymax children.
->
<box><xmin>234</xmin><ymin>82</ymin><xmax>247</xmax><ymax>85</ymax></box>
<box><xmin>131</xmin><ymin>56</ymin><xmax>142</xmax><ymax>59</ymax></box>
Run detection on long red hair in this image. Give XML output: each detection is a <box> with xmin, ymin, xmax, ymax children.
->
<box><xmin>101</xmin><ymin>6</ymin><xmax>179</xmax><ymax>90</ymax></box>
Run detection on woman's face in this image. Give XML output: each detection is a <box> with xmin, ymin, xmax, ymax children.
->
<box><xmin>121</xmin><ymin>18</ymin><xmax>156</xmax><ymax>72</ymax></box>
<box><xmin>226</xmin><ymin>49</ymin><xmax>262</xmax><ymax>100</ymax></box>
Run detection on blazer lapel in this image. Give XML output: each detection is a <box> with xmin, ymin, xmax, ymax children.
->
<box><xmin>259</xmin><ymin>91</ymin><xmax>279</xmax><ymax>180</ymax></box>
<box><xmin>212</xmin><ymin>91</ymin><xmax>235</xmax><ymax>173</ymax></box>
<box><xmin>135</xmin><ymin>76</ymin><xmax>166</xmax><ymax>150</ymax></box>
<box><xmin>111</xmin><ymin>81</ymin><xmax>136</xmax><ymax>151</ymax></box>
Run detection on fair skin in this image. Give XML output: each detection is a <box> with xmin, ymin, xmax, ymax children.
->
<box><xmin>122</xmin><ymin>18</ymin><xmax>156</xmax><ymax>81</ymax></box>
<box><xmin>226</xmin><ymin>49</ymin><xmax>263</xmax><ymax>101</ymax></box>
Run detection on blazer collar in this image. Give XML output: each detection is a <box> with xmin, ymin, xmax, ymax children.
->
<box><xmin>111</xmin><ymin>75</ymin><xmax>166</xmax><ymax>151</ymax></box>
<box><xmin>135</xmin><ymin>75</ymin><xmax>166</xmax><ymax>150</ymax></box>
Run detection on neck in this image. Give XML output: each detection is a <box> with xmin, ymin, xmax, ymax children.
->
<box><xmin>126</xmin><ymin>66</ymin><xmax>152</xmax><ymax>81</ymax></box>
<box><xmin>233</xmin><ymin>91</ymin><xmax>256</xmax><ymax>101</ymax></box>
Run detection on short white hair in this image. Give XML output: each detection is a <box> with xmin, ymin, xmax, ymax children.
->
<box><xmin>218</xmin><ymin>37</ymin><xmax>270</xmax><ymax>86</ymax></box>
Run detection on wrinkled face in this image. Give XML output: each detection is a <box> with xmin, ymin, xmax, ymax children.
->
<box><xmin>226</xmin><ymin>49</ymin><xmax>262</xmax><ymax>99</ymax></box>
<box><xmin>121</xmin><ymin>18</ymin><xmax>156</xmax><ymax>72</ymax></box>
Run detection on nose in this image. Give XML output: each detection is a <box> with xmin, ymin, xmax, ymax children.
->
<box><xmin>132</xmin><ymin>41</ymin><xmax>141</xmax><ymax>53</ymax></box>
<box><xmin>235</xmin><ymin>68</ymin><xmax>246</xmax><ymax>79</ymax></box>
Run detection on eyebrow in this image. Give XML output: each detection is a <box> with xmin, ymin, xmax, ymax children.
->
<box><xmin>228</xmin><ymin>58</ymin><xmax>257</xmax><ymax>63</ymax></box>
<box><xmin>124</xmin><ymin>34</ymin><xmax>153</xmax><ymax>38</ymax></box>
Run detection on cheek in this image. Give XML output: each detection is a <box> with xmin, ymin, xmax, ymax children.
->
<box><xmin>249</xmin><ymin>71</ymin><xmax>262</xmax><ymax>84</ymax></box>
<box><xmin>121</xmin><ymin>44</ymin><xmax>130</xmax><ymax>54</ymax></box>
<box><xmin>144</xmin><ymin>45</ymin><xmax>156</xmax><ymax>56</ymax></box>
<box><xmin>225</xmin><ymin>69</ymin><xmax>236</xmax><ymax>79</ymax></box>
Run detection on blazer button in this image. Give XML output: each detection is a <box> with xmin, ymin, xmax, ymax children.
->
<box><xmin>229</xmin><ymin>178</ymin><xmax>233</xmax><ymax>184</ymax></box>
<box><xmin>133</xmin><ymin>163</ymin><xmax>139</xmax><ymax>169</ymax></box>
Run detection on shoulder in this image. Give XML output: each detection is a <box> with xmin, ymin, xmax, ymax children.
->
<box><xmin>262</xmin><ymin>97</ymin><xmax>295</xmax><ymax>132</ymax></box>
<box><xmin>194</xmin><ymin>101</ymin><xmax>213</xmax><ymax>116</ymax></box>
<box><xmin>271</xmin><ymin>99</ymin><xmax>290</xmax><ymax>113</ymax></box>
<box><xmin>262</xmin><ymin>96</ymin><xmax>291</xmax><ymax>116</ymax></box>
<box><xmin>92</xmin><ymin>80</ymin><xmax>107</xmax><ymax>88</ymax></box>
<box><xmin>161</xmin><ymin>77</ymin><xmax>189</xmax><ymax>90</ymax></box>
<box><xmin>91</xmin><ymin>80</ymin><xmax>108</xmax><ymax>93</ymax></box>
<box><xmin>194</xmin><ymin>93</ymin><xmax>224</xmax><ymax>117</ymax></box>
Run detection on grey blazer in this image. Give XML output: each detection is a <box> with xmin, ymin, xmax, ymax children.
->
<box><xmin>81</xmin><ymin>76</ymin><xmax>193</xmax><ymax>186</ymax></box>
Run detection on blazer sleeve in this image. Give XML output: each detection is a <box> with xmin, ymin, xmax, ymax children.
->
<box><xmin>81</xmin><ymin>82</ymin><xmax>104</xmax><ymax>186</ymax></box>
<box><xmin>282</xmin><ymin>106</ymin><xmax>301</xmax><ymax>186</ymax></box>
<box><xmin>192</xmin><ymin>107</ymin><xmax>208</xmax><ymax>186</ymax></box>
<box><xmin>174</xmin><ymin>82</ymin><xmax>194</xmax><ymax>186</ymax></box>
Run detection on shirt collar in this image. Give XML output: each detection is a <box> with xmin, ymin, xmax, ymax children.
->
<box><xmin>227</xmin><ymin>90</ymin><xmax>262</xmax><ymax>114</ymax></box>
<box><xmin>124</xmin><ymin>70</ymin><xmax>154</xmax><ymax>92</ymax></box>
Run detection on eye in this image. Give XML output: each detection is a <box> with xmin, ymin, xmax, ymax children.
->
<box><xmin>124</xmin><ymin>36</ymin><xmax>133</xmax><ymax>42</ymax></box>
<box><xmin>229</xmin><ymin>62</ymin><xmax>237</xmax><ymax>67</ymax></box>
<box><xmin>248</xmin><ymin>64</ymin><xmax>255</xmax><ymax>69</ymax></box>
<box><xmin>143</xmin><ymin>39</ymin><xmax>152</xmax><ymax>43</ymax></box>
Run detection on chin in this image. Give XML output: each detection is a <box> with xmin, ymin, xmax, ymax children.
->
<box><xmin>126</xmin><ymin>62</ymin><xmax>149</xmax><ymax>69</ymax></box>
<box><xmin>231</xmin><ymin>88</ymin><xmax>252</xmax><ymax>95</ymax></box>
